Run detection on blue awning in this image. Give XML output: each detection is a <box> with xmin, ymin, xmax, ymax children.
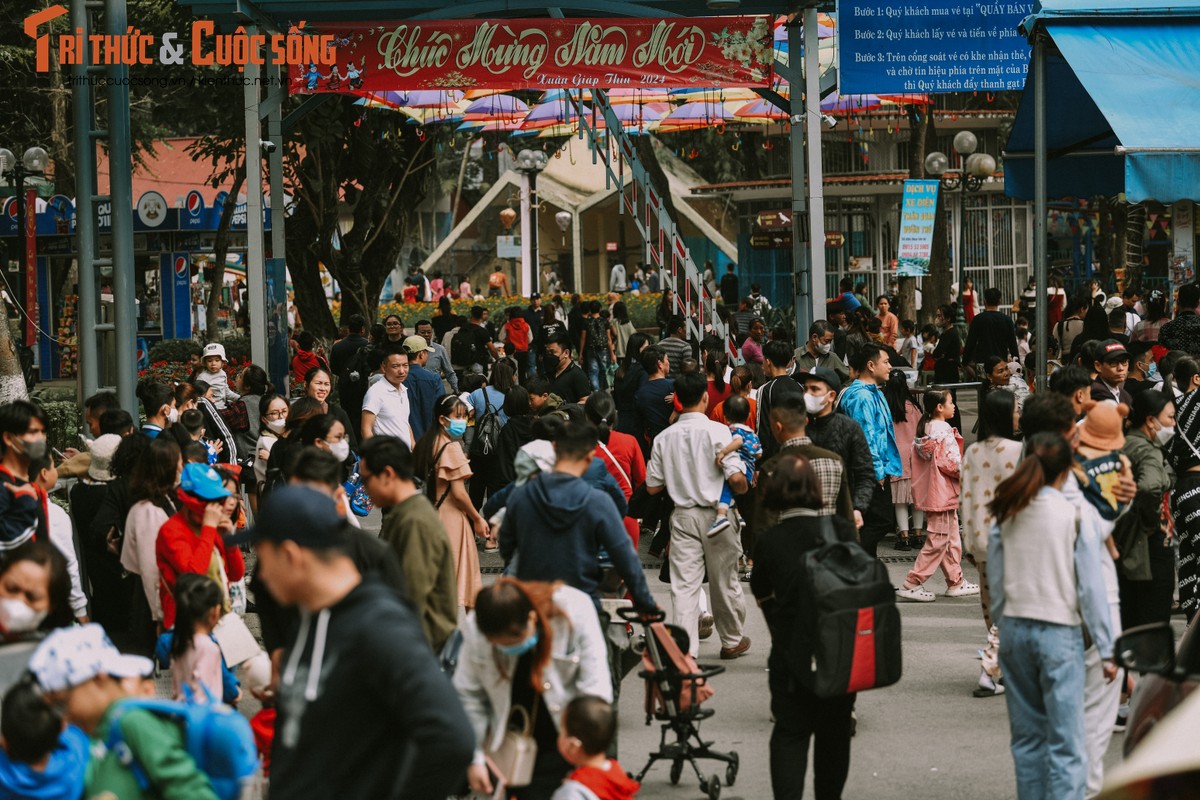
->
<box><xmin>1006</xmin><ymin>3</ymin><xmax>1200</xmax><ymax>203</ymax></box>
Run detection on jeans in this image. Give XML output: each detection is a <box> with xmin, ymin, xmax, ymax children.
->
<box><xmin>584</xmin><ymin>352</ymin><xmax>605</xmax><ymax>391</ymax></box>
<box><xmin>998</xmin><ymin>617</ymin><xmax>1087</xmax><ymax>800</ymax></box>
<box><xmin>768</xmin><ymin>661</ymin><xmax>855</xmax><ymax>800</ymax></box>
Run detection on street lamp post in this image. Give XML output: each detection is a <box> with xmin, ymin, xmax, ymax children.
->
<box><xmin>0</xmin><ymin>146</ymin><xmax>50</xmax><ymax>348</ymax></box>
<box><xmin>924</xmin><ymin>132</ymin><xmax>997</xmax><ymax>330</ymax></box>
<box><xmin>515</xmin><ymin>149</ymin><xmax>549</xmax><ymax>298</ymax></box>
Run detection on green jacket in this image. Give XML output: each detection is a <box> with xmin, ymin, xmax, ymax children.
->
<box><xmin>378</xmin><ymin>493</ymin><xmax>458</xmax><ymax>652</ymax></box>
<box><xmin>86</xmin><ymin>700</ymin><xmax>218</xmax><ymax>800</ymax></box>
<box><xmin>1116</xmin><ymin>429</ymin><xmax>1175</xmax><ymax>581</ymax></box>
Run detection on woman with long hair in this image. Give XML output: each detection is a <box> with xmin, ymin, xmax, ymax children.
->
<box><xmin>704</xmin><ymin>349</ymin><xmax>730</xmax><ymax>416</ymax></box>
<box><xmin>1119</xmin><ymin>391</ymin><xmax>1176</xmax><ymax>630</ymax></box>
<box><xmin>454</xmin><ymin>577</ymin><xmax>610</xmax><ymax>800</ymax></box>
<box><xmin>961</xmin><ymin>389</ymin><xmax>1024</xmax><ymax>698</ymax></box>
<box><xmin>988</xmin><ymin>432</ymin><xmax>1116</xmax><ymax>799</ymax></box>
<box><xmin>303</xmin><ymin>366</ymin><xmax>358</xmax><ymax>449</ymax></box>
<box><xmin>1047</xmin><ymin>275</ymin><xmax>1067</xmax><ymax>329</ymax></box>
<box><xmin>750</xmin><ymin>454</ymin><xmax>858</xmax><ymax>799</ymax></box>
<box><xmin>415</xmin><ymin>394</ymin><xmax>488</xmax><ymax>610</ymax></box>
<box><xmin>613</xmin><ymin>332</ymin><xmax>650</xmax><ymax>434</ymax></box>
<box><xmin>585</xmin><ymin>390</ymin><xmax>646</xmax><ymax>547</ymax></box>
<box><xmin>1131</xmin><ymin>289</ymin><xmax>1170</xmax><ymax>343</ymax></box>
<box><xmin>263</xmin><ymin>396</ymin><xmax>323</xmax><ymax>495</ymax></box>
<box><xmin>120</xmin><ymin>437</ymin><xmax>182</xmax><ymax>643</ymax></box>
<box><xmin>610</xmin><ymin>301</ymin><xmax>637</xmax><ymax>360</ymax></box>
<box><xmin>656</xmin><ymin>288</ymin><xmax>675</xmax><ymax>338</ymax></box>
<box><xmin>254</xmin><ymin>394</ymin><xmax>289</xmax><ymax>487</ymax></box>
<box><xmin>493</xmin><ymin>387</ymin><xmax>535</xmax><ymax>492</ymax></box>
<box><xmin>882</xmin><ymin>370</ymin><xmax>924</xmax><ymax>551</ymax></box>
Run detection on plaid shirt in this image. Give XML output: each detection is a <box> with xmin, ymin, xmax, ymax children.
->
<box><xmin>783</xmin><ymin>436</ymin><xmax>845</xmax><ymax>516</ymax></box>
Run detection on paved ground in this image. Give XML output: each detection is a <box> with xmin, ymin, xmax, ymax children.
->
<box><xmin>614</xmin><ymin>553</ymin><xmax>1126</xmax><ymax>800</ymax></box>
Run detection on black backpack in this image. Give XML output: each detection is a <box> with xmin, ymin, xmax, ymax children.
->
<box><xmin>339</xmin><ymin>343</ymin><xmax>375</xmax><ymax>392</ymax></box>
<box><xmin>469</xmin><ymin>390</ymin><xmax>503</xmax><ymax>460</ymax></box>
<box><xmin>777</xmin><ymin>517</ymin><xmax>902</xmax><ymax>698</ymax></box>
<box><xmin>451</xmin><ymin>327</ymin><xmax>480</xmax><ymax>368</ymax></box>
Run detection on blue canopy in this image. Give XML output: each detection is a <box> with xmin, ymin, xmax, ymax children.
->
<box><xmin>1006</xmin><ymin>2</ymin><xmax>1200</xmax><ymax>202</ymax></box>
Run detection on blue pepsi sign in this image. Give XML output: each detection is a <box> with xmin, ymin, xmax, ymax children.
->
<box><xmin>839</xmin><ymin>1</ymin><xmax>1033</xmax><ymax>95</ymax></box>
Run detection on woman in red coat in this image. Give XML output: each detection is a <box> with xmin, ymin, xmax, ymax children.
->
<box><xmin>155</xmin><ymin>462</ymin><xmax>245</xmax><ymax>630</ymax></box>
<box><xmin>585</xmin><ymin>392</ymin><xmax>646</xmax><ymax>548</ymax></box>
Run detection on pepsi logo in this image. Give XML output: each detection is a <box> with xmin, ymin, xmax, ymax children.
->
<box><xmin>186</xmin><ymin>191</ymin><xmax>204</xmax><ymax>216</ymax></box>
<box><xmin>174</xmin><ymin>256</ymin><xmax>188</xmax><ymax>277</ymax></box>
<box><xmin>2</xmin><ymin>198</ymin><xmax>15</xmax><ymax>221</ymax></box>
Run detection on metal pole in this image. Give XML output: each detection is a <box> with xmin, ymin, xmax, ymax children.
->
<box><xmin>267</xmin><ymin>60</ymin><xmax>286</xmax><ymax>292</ymax></box>
<box><xmin>529</xmin><ymin>170</ymin><xmax>540</xmax><ymax>299</ymax></box>
<box><xmin>244</xmin><ymin>40</ymin><xmax>268</xmax><ymax>368</ymax></box>
<box><xmin>70</xmin><ymin>0</ymin><xmax>97</xmax><ymax>399</ymax></box>
<box><xmin>788</xmin><ymin>22</ymin><xmax>810</xmax><ymax>343</ymax></box>
<box><xmin>519</xmin><ymin>171</ymin><xmax>532</xmax><ymax>296</ymax></box>
<box><xmin>13</xmin><ymin>166</ymin><xmax>26</xmax><ymax>348</ymax></box>
<box><xmin>803</xmin><ymin>5</ymin><xmax>828</xmax><ymax>323</ymax></box>
<box><xmin>106</xmin><ymin>0</ymin><xmax>137</xmax><ymax>413</ymax></box>
<box><xmin>1033</xmin><ymin>34</ymin><xmax>1048</xmax><ymax>391</ymax></box>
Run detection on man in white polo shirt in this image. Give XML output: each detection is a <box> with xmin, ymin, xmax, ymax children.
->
<box><xmin>646</xmin><ymin>371</ymin><xmax>750</xmax><ymax>659</ymax></box>
<box><xmin>361</xmin><ymin>346</ymin><xmax>414</xmax><ymax>446</ymax></box>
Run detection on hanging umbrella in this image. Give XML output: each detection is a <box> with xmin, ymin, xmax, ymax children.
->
<box><xmin>463</xmin><ymin>94</ymin><xmax>528</xmax><ymax>120</ymax></box>
<box><xmin>540</xmin><ymin>89</ymin><xmax>593</xmax><ymax>103</ymax></box>
<box><xmin>521</xmin><ymin>102</ymin><xmax>582</xmax><ymax>129</ymax></box>
<box><xmin>404</xmin><ymin>90</ymin><xmax>465</xmax><ymax>108</ymax></box>
<box><xmin>352</xmin><ymin>90</ymin><xmax>408</xmax><ymax>109</ymax></box>
<box><xmin>733</xmin><ymin>98</ymin><xmax>788</xmax><ymax>123</ymax></box>
<box><xmin>457</xmin><ymin>118</ymin><xmax>525</xmax><ymax>133</ymax></box>
<box><xmin>657</xmin><ymin>101</ymin><xmax>736</xmax><ymax>131</ymax></box>
<box><xmin>399</xmin><ymin>106</ymin><xmax>464</xmax><ymax>125</ymax></box>
<box><xmin>668</xmin><ymin>87</ymin><xmax>762</xmax><ymax>104</ymax></box>
<box><xmin>605</xmin><ymin>88</ymin><xmax>673</xmax><ymax>105</ymax></box>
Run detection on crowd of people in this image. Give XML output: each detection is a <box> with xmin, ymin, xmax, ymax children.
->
<box><xmin>0</xmin><ymin>273</ymin><xmax>1193</xmax><ymax>800</ymax></box>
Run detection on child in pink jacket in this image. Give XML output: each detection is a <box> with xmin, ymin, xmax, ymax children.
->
<box><xmin>896</xmin><ymin>389</ymin><xmax>980</xmax><ymax>602</ymax></box>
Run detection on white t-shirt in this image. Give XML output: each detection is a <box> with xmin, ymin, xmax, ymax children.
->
<box><xmin>46</xmin><ymin>503</ymin><xmax>88</xmax><ymax>619</ymax></box>
<box><xmin>362</xmin><ymin>379</ymin><xmax>413</xmax><ymax>445</ymax></box>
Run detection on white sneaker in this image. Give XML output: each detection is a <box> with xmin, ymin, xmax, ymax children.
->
<box><xmin>945</xmin><ymin>581</ymin><xmax>981</xmax><ymax>598</ymax></box>
<box><xmin>698</xmin><ymin>613</ymin><xmax>715</xmax><ymax>640</ymax></box>
<box><xmin>895</xmin><ymin>585</ymin><xmax>936</xmax><ymax>602</ymax></box>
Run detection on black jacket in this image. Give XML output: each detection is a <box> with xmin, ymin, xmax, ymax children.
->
<box><xmin>806</xmin><ymin>411</ymin><xmax>876</xmax><ymax>511</ymax></box>
<box><xmin>492</xmin><ymin>415</ymin><xmax>534</xmax><ymax>491</ymax></box>
<box><xmin>270</xmin><ymin>579</ymin><xmax>473</xmax><ymax>800</ymax></box>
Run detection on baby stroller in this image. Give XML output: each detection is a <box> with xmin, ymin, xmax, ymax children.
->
<box><xmin>618</xmin><ymin>608</ymin><xmax>738</xmax><ymax>800</ymax></box>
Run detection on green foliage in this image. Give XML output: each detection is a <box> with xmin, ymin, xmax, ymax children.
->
<box><xmin>356</xmin><ymin>292</ymin><xmax>665</xmax><ymax>331</ymax></box>
<box><xmin>147</xmin><ymin>338</ymin><xmax>202</xmax><ymax>363</ymax></box>
<box><xmin>37</xmin><ymin>401</ymin><xmax>80</xmax><ymax>456</ymax></box>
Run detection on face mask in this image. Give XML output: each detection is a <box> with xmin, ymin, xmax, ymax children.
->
<box><xmin>446</xmin><ymin>419</ymin><xmax>468</xmax><ymax>438</ymax></box>
<box><xmin>266</xmin><ymin>418</ymin><xmax>286</xmax><ymax>434</ymax></box>
<box><xmin>17</xmin><ymin>436</ymin><xmax>47</xmax><ymax>462</ymax></box>
<box><xmin>542</xmin><ymin>354</ymin><xmax>562</xmax><ymax>375</ymax></box>
<box><xmin>815</xmin><ymin>341</ymin><xmax>832</xmax><ymax>356</ymax></box>
<box><xmin>329</xmin><ymin>440</ymin><xmax>351</xmax><ymax>462</ymax></box>
<box><xmin>0</xmin><ymin>597</ymin><xmax>47</xmax><ymax>635</ymax></box>
<box><xmin>1156</xmin><ymin>424</ymin><xmax>1176</xmax><ymax>447</ymax></box>
<box><xmin>804</xmin><ymin>394</ymin><xmax>827</xmax><ymax>415</ymax></box>
<box><xmin>166</xmin><ymin>407</ymin><xmax>180</xmax><ymax>424</ymax></box>
<box><xmin>923</xmin><ymin>342</ymin><xmax>936</xmax><ymax>353</ymax></box>
<box><xmin>1147</xmin><ymin>362</ymin><xmax>1160</xmax><ymax>381</ymax></box>
<box><xmin>496</xmin><ymin>628</ymin><xmax>539</xmax><ymax>657</ymax></box>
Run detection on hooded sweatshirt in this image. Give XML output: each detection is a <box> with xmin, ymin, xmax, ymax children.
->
<box><xmin>500</xmin><ymin>472</ymin><xmax>656</xmax><ymax>611</ymax></box>
<box><xmin>910</xmin><ymin>418</ymin><xmax>963</xmax><ymax>513</ymax></box>
<box><xmin>270</xmin><ymin>579</ymin><xmax>474</xmax><ymax>800</ymax></box>
<box><xmin>0</xmin><ymin>725</ymin><xmax>88</xmax><ymax>800</ymax></box>
<box><xmin>551</xmin><ymin>760</ymin><xmax>641</xmax><ymax>800</ymax></box>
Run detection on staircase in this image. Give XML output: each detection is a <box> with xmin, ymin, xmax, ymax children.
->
<box><xmin>574</xmin><ymin>90</ymin><xmax>738</xmax><ymax>363</ymax></box>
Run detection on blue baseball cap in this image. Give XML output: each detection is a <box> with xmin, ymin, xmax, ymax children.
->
<box><xmin>180</xmin><ymin>463</ymin><xmax>233</xmax><ymax>501</ymax></box>
<box><xmin>229</xmin><ymin>485</ymin><xmax>348</xmax><ymax>548</ymax></box>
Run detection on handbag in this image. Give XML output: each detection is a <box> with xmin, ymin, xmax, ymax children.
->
<box><xmin>487</xmin><ymin>704</ymin><xmax>538</xmax><ymax>788</ymax></box>
<box><xmin>342</xmin><ymin>457</ymin><xmax>373</xmax><ymax>517</ymax></box>
<box><xmin>217</xmin><ymin>398</ymin><xmax>250</xmax><ymax>433</ymax></box>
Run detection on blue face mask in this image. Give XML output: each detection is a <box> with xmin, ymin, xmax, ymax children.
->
<box><xmin>446</xmin><ymin>418</ymin><xmax>468</xmax><ymax>438</ymax></box>
<box><xmin>1147</xmin><ymin>362</ymin><xmax>1160</xmax><ymax>381</ymax></box>
<box><xmin>496</xmin><ymin>628</ymin><xmax>539</xmax><ymax>657</ymax></box>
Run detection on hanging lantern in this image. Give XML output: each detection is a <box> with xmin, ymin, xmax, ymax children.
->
<box><xmin>555</xmin><ymin>211</ymin><xmax>572</xmax><ymax>245</ymax></box>
<box><xmin>499</xmin><ymin>207</ymin><xmax>517</xmax><ymax>231</ymax></box>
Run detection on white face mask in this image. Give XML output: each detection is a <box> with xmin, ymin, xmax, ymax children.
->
<box><xmin>166</xmin><ymin>407</ymin><xmax>180</xmax><ymax>424</ymax></box>
<box><xmin>265</xmin><ymin>418</ymin><xmax>287</xmax><ymax>434</ymax></box>
<box><xmin>814</xmin><ymin>341</ymin><xmax>832</xmax><ymax>356</ymax></box>
<box><xmin>804</xmin><ymin>393</ymin><xmax>827</xmax><ymax>415</ymax></box>
<box><xmin>1155</xmin><ymin>424</ymin><xmax>1176</xmax><ymax>447</ymax></box>
<box><xmin>328</xmin><ymin>440</ymin><xmax>351</xmax><ymax>462</ymax></box>
<box><xmin>0</xmin><ymin>597</ymin><xmax>47</xmax><ymax>635</ymax></box>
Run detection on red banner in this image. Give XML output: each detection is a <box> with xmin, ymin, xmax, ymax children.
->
<box><xmin>24</xmin><ymin>189</ymin><xmax>36</xmax><ymax>344</ymax></box>
<box><xmin>290</xmin><ymin>17</ymin><xmax>773</xmax><ymax>93</ymax></box>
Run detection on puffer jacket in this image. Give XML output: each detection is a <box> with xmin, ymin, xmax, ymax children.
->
<box><xmin>806</xmin><ymin>411</ymin><xmax>876</xmax><ymax>511</ymax></box>
<box><xmin>837</xmin><ymin>379</ymin><xmax>903</xmax><ymax>482</ymax></box>
<box><xmin>911</xmin><ymin>418</ymin><xmax>963</xmax><ymax>513</ymax></box>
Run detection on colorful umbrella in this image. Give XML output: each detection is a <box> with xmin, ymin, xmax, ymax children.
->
<box><xmin>656</xmin><ymin>101</ymin><xmax>737</xmax><ymax>131</ymax></box>
<box><xmin>404</xmin><ymin>90</ymin><xmax>465</xmax><ymax>108</ymax></box>
<box><xmin>733</xmin><ymin>98</ymin><xmax>788</xmax><ymax>123</ymax></box>
<box><xmin>463</xmin><ymin>94</ymin><xmax>528</xmax><ymax>120</ymax></box>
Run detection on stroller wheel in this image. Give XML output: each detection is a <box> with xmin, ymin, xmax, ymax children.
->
<box><xmin>706</xmin><ymin>775</ymin><xmax>721</xmax><ymax>800</ymax></box>
<box><xmin>726</xmin><ymin>754</ymin><xmax>739</xmax><ymax>787</ymax></box>
<box><xmin>669</xmin><ymin>759</ymin><xmax>683</xmax><ymax>785</ymax></box>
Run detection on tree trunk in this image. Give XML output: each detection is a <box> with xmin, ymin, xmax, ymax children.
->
<box><xmin>0</xmin><ymin>318</ymin><xmax>28</xmax><ymax>404</ymax></box>
<box><xmin>908</xmin><ymin>108</ymin><xmax>951</xmax><ymax>325</ymax></box>
<box><xmin>207</xmin><ymin>167</ymin><xmax>245</xmax><ymax>337</ymax></box>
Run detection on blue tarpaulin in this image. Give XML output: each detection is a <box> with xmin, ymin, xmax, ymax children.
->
<box><xmin>1006</xmin><ymin>2</ymin><xmax>1200</xmax><ymax>203</ymax></box>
